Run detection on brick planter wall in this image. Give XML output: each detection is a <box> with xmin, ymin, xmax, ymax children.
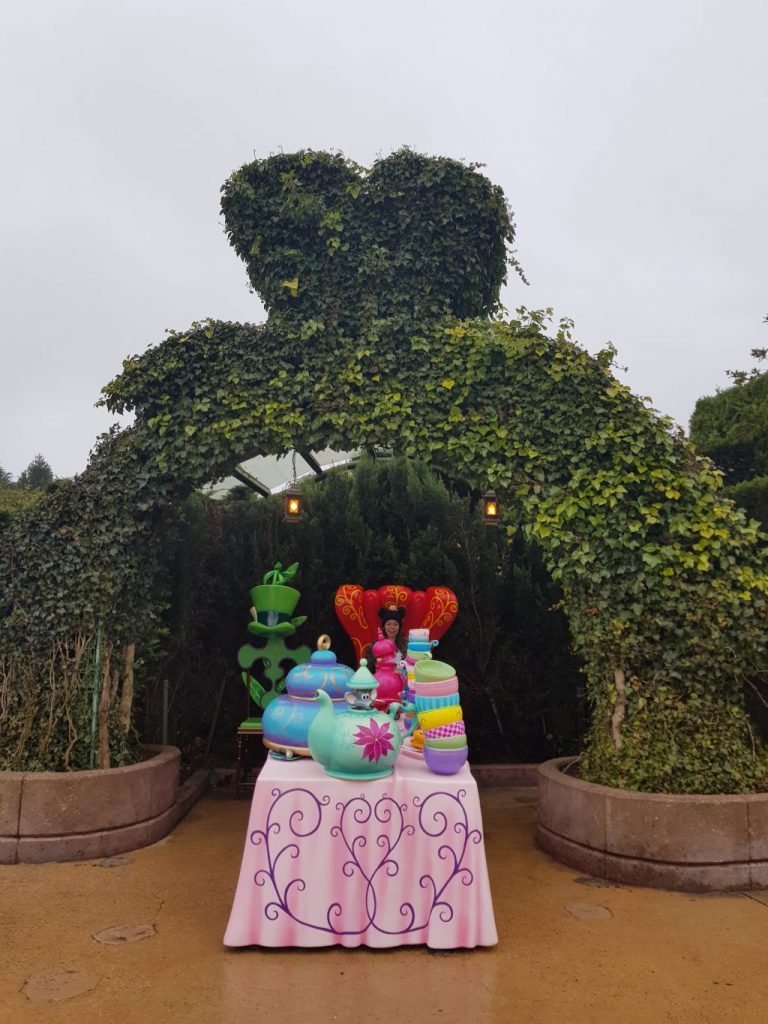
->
<box><xmin>536</xmin><ymin>756</ymin><xmax>768</xmax><ymax>892</ymax></box>
<box><xmin>0</xmin><ymin>745</ymin><xmax>209</xmax><ymax>864</ymax></box>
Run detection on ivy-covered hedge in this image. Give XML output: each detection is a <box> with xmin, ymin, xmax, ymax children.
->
<box><xmin>0</xmin><ymin>486</ymin><xmax>41</xmax><ymax>532</ymax></box>
<box><xmin>0</xmin><ymin>435</ymin><xmax>167</xmax><ymax>770</ymax></box>
<box><xmin>2</xmin><ymin>148</ymin><xmax>767</xmax><ymax>791</ymax></box>
<box><xmin>220</xmin><ymin>149</ymin><xmax>524</xmax><ymax>328</ymax></box>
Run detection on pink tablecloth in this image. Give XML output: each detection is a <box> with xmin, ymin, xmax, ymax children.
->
<box><xmin>223</xmin><ymin>755</ymin><xmax>497</xmax><ymax>949</ymax></box>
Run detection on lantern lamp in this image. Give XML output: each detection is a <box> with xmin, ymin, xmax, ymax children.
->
<box><xmin>482</xmin><ymin>491</ymin><xmax>500</xmax><ymax>526</ymax></box>
<box><xmin>284</xmin><ymin>486</ymin><xmax>303</xmax><ymax>523</ymax></box>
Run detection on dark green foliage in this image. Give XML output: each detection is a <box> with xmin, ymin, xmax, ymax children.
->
<box><xmin>690</xmin><ymin>361</ymin><xmax>768</xmax><ymax>534</ymax></box>
<box><xmin>695</xmin><ymin>352</ymin><xmax>768</xmax><ymax>744</ymax></box>
<box><xmin>17</xmin><ymin>454</ymin><xmax>54</xmax><ymax>490</ymax></box>
<box><xmin>724</xmin><ymin>476</ymin><xmax>768</xmax><ymax>529</ymax></box>
<box><xmin>690</xmin><ymin>372</ymin><xmax>768</xmax><ymax>484</ymax></box>
<box><xmin>149</xmin><ymin>458</ymin><xmax>583</xmax><ymax>764</ymax></box>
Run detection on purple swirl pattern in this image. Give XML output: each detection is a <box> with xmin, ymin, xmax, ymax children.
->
<box><xmin>248</xmin><ymin>785</ymin><xmax>482</xmax><ymax>935</ymax></box>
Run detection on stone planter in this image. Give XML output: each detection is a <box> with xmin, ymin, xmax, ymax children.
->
<box><xmin>537</xmin><ymin>756</ymin><xmax>768</xmax><ymax>892</ymax></box>
<box><xmin>0</xmin><ymin>745</ymin><xmax>210</xmax><ymax>865</ymax></box>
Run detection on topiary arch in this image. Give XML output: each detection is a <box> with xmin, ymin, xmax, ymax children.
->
<box><xmin>2</xmin><ymin>149</ymin><xmax>767</xmax><ymax>792</ymax></box>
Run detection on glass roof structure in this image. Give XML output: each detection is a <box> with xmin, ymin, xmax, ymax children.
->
<box><xmin>202</xmin><ymin>448</ymin><xmax>357</xmax><ymax>499</ymax></box>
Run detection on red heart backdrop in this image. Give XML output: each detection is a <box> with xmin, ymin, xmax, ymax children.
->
<box><xmin>334</xmin><ymin>584</ymin><xmax>459</xmax><ymax>662</ymax></box>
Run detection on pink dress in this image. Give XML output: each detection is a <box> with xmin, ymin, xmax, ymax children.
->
<box><xmin>371</xmin><ymin>637</ymin><xmax>405</xmax><ymax>710</ymax></box>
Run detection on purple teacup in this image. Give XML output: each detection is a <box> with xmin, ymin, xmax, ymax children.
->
<box><xmin>423</xmin><ymin>745</ymin><xmax>469</xmax><ymax>776</ymax></box>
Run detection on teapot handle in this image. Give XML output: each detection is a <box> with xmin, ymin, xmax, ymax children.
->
<box><xmin>399</xmin><ymin>701</ymin><xmax>418</xmax><ymax>736</ymax></box>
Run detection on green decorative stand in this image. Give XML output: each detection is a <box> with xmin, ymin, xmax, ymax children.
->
<box><xmin>236</xmin><ymin>561</ymin><xmax>310</xmax><ymax>730</ymax></box>
<box><xmin>234</xmin><ymin>562</ymin><xmax>311</xmax><ymax>795</ymax></box>
<box><xmin>237</xmin><ymin>634</ymin><xmax>311</xmax><ymax>729</ymax></box>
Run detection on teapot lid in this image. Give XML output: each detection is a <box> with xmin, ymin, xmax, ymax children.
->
<box><xmin>309</xmin><ymin>634</ymin><xmax>338</xmax><ymax>667</ymax></box>
<box><xmin>309</xmin><ymin>649</ymin><xmax>337</xmax><ymax>666</ymax></box>
<box><xmin>348</xmin><ymin>658</ymin><xmax>378</xmax><ymax>690</ymax></box>
<box><xmin>372</xmin><ymin>636</ymin><xmax>396</xmax><ymax>655</ymax></box>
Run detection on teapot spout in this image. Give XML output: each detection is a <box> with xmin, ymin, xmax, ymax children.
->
<box><xmin>308</xmin><ymin>689</ymin><xmax>336</xmax><ymax>766</ymax></box>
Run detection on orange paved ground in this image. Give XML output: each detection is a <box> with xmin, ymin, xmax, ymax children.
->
<box><xmin>1</xmin><ymin>786</ymin><xmax>766</xmax><ymax>1024</ymax></box>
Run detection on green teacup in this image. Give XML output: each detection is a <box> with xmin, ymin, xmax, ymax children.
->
<box><xmin>424</xmin><ymin>735</ymin><xmax>467</xmax><ymax>750</ymax></box>
<box><xmin>414</xmin><ymin>659</ymin><xmax>456</xmax><ymax>683</ymax></box>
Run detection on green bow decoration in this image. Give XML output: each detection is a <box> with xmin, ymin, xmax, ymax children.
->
<box><xmin>263</xmin><ymin>561</ymin><xmax>299</xmax><ymax>587</ymax></box>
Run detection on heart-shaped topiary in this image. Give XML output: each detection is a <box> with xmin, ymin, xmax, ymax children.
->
<box><xmin>220</xmin><ymin>148</ymin><xmax>524</xmax><ymax>332</ymax></box>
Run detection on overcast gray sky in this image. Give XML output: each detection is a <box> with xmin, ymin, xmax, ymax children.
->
<box><xmin>1</xmin><ymin>0</ymin><xmax>766</xmax><ymax>480</ymax></box>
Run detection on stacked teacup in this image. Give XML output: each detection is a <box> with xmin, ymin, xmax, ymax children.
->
<box><xmin>413</xmin><ymin>659</ymin><xmax>468</xmax><ymax>775</ymax></box>
<box><xmin>405</xmin><ymin>629</ymin><xmax>437</xmax><ymax>748</ymax></box>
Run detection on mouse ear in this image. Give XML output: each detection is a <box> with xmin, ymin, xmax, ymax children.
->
<box><xmin>360</xmin><ymin>148</ymin><xmax>517</xmax><ymax>320</ymax></box>
<box><xmin>221</xmin><ymin>150</ymin><xmax>361</xmax><ymax>318</ymax></box>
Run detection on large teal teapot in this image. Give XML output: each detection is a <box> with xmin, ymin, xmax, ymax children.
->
<box><xmin>308</xmin><ymin>660</ymin><xmax>415</xmax><ymax>780</ymax></box>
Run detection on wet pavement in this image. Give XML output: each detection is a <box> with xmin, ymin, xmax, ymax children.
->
<box><xmin>1</xmin><ymin>785</ymin><xmax>766</xmax><ymax>1024</ymax></box>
